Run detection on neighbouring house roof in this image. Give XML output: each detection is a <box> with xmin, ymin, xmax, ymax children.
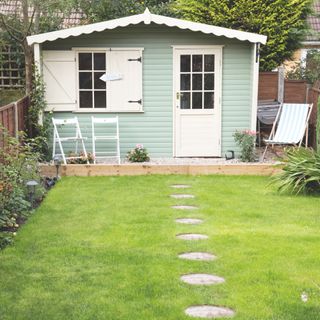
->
<box><xmin>0</xmin><ymin>0</ymin><xmax>85</xmax><ymax>29</ymax></box>
<box><xmin>27</xmin><ymin>8</ymin><xmax>267</xmax><ymax>46</ymax></box>
<box><xmin>305</xmin><ymin>0</ymin><xmax>320</xmax><ymax>42</ymax></box>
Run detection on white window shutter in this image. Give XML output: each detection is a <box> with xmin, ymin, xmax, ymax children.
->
<box><xmin>43</xmin><ymin>51</ymin><xmax>77</xmax><ymax>111</ymax></box>
<box><xmin>106</xmin><ymin>50</ymin><xmax>143</xmax><ymax>111</ymax></box>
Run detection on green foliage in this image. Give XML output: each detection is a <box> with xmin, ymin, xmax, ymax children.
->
<box><xmin>0</xmin><ymin>128</ymin><xmax>45</xmax><ymax>249</ymax></box>
<box><xmin>127</xmin><ymin>144</ymin><xmax>150</xmax><ymax>162</ymax></box>
<box><xmin>173</xmin><ymin>0</ymin><xmax>311</xmax><ymax>71</ymax></box>
<box><xmin>0</xmin><ymin>89</ymin><xmax>24</xmax><ymax>107</ymax></box>
<box><xmin>76</xmin><ymin>0</ymin><xmax>174</xmax><ymax>22</ymax></box>
<box><xmin>273</xmin><ymin>147</ymin><xmax>320</xmax><ymax>195</ymax></box>
<box><xmin>286</xmin><ymin>50</ymin><xmax>320</xmax><ymax>84</ymax></box>
<box><xmin>233</xmin><ymin>129</ymin><xmax>256</xmax><ymax>162</ymax></box>
<box><xmin>27</xmin><ymin>65</ymin><xmax>51</xmax><ymax>160</ymax></box>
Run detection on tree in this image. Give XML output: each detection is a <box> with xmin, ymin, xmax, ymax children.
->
<box><xmin>173</xmin><ymin>0</ymin><xmax>312</xmax><ymax>71</ymax></box>
<box><xmin>0</xmin><ymin>0</ymin><xmax>76</xmax><ymax>94</ymax></box>
<box><xmin>76</xmin><ymin>0</ymin><xmax>174</xmax><ymax>22</ymax></box>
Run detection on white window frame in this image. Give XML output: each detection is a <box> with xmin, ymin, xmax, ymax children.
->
<box><xmin>73</xmin><ymin>47</ymin><xmax>144</xmax><ymax>113</ymax></box>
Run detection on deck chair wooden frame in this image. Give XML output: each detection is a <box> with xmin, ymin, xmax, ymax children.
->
<box><xmin>262</xmin><ymin>103</ymin><xmax>313</xmax><ymax>160</ymax></box>
<box><xmin>52</xmin><ymin>117</ymin><xmax>88</xmax><ymax>164</ymax></box>
<box><xmin>91</xmin><ymin>116</ymin><xmax>120</xmax><ymax>164</ymax></box>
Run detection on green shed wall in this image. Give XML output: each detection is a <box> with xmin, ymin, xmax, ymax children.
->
<box><xmin>43</xmin><ymin>23</ymin><xmax>254</xmax><ymax>158</ymax></box>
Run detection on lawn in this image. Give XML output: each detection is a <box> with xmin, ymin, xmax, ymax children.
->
<box><xmin>0</xmin><ymin>175</ymin><xmax>319</xmax><ymax>320</ymax></box>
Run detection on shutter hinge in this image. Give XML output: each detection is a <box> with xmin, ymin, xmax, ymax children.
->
<box><xmin>128</xmin><ymin>99</ymin><xmax>142</xmax><ymax>104</ymax></box>
<box><xmin>128</xmin><ymin>57</ymin><xmax>142</xmax><ymax>63</ymax></box>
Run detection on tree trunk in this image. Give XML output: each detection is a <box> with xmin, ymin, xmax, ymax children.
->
<box><xmin>23</xmin><ymin>40</ymin><xmax>33</xmax><ymax>95</ymax></box>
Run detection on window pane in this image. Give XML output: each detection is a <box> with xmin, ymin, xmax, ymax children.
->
<box><xmin>192</xmin><ymin>74</ymin><xmax>202</xmax><ymax>90</ymax></box>
<box><xmin>204</xmin><ymin>74</ymin><xmax>214</xmax><ymax>90</ymax></box>
<box><xmin>94</xmin><ymin>72</ymin><xmax>106</xmax><ymax>89</ymax></box>
<box><xmin>192</xmin><ymin>55</ymin><xmax>202</xmax><ymax>72</ymax></box>
<box><xmin>94</xmin><ymin>53</ymin><xmax>105</xmax><ymax>70</ymax></box>
<box><xmin>192</xmin><ymin>92</ymin><xmax>202</xmax><ymax>109</ymax></box>
<box><xmin>94</xmin><ymin>91</ymin><xmax>106</xmax><ymax>108</ymax></box>
<box><xmin>204</xmin><ymin>55</ymin><xmax>215</xmax><ymax>71</ymax></box>
<box><xmin>79</xmin><ymin>53</ymin><xmax>92</xmax><ymax>70</ymax></box>
<box><xmin>180</xmin><ymin>55</ymin><xmax>191</xmax><ymax>72</ymax></box>
<box><xmin>204</xmin><ymin>92</ymin><xmax>214</xmax><ymax>109</ymax></box>
<box><xmin>79</xmin><ymin>72</ymin><xmax>92</xmax><ymax>89</ymax></box>
<box><xmin>180</xmin><ymin>92</ymin><xmax>190</xmax><ymax>109</ymax></box>
<box><xmin>180</xmin><ymin>74</ymin><xmax>190</xmax><ymax>90</ymax></box>
<box><xmin>79</xmin><ymin>91</ymin><xmax>92</xmax><ymax>108</ymax></box>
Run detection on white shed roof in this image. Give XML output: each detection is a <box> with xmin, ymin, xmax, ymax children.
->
<box><xmin>27</xmin><ymin>8</ymin><xmax>267</xmax><ymax>45</ymax></box>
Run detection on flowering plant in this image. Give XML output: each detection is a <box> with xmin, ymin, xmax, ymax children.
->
<box><xmin>233</xmin><ymin>129</ymin><xmax>257</xmax><ymax>162</ymax></box>
<box><xmin>126</xmin><ymin>144</ymin><xmax>150</xmax><ymax>162</ymax></box>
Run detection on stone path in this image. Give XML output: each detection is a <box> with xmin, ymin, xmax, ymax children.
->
<box><xmin>178</xmin><ymin>252</ymin><xmax>216</xmax><ymax>261</ymax></box>
<box><xmin>175</xmin><ymin>218</ymin><xmax>203</xmax><ymax>225</ymax></box>
<box><xmin>171</xmin><ymin>183</ymin><xmax>235</xmax><ymax>318</ymax></box>
<box><xmin>176</xmin><ymin>233</ymin><xmax>208</xmax><ymax>240</ymax></box>
<box><xmin>185</xmin><ymin>306</ymin><xmax>235</xmax><ymax>318</ymax></box>
<box><xmin>171</xmin><ymin>194</ymin><xmax>195</xmax><ymax>199</ymax></box>
<box><xmin>180</xmin><ymin>274</ymin><xmax>225</xmax><ymax>285</ymax></box>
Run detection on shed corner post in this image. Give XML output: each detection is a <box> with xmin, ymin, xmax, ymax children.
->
<box><xmin>33</xmin><ymin>43</ymin><xmax>43</xmax><ymax>125</ymax></box>
<box><xmin>251</xmin><ymin>42</ymin><xmax>260</xmax><ymax>132</ymax></box>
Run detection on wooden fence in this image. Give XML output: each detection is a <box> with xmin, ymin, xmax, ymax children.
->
<box><xmin>258</xmin><ymin>71</ymin><xmax>320</xmax><ymax>148</ymax></box>
<box><xmin>0</xmin><ymin>96</ymin><xmax>30</xmax><ymax>146</ymax></box>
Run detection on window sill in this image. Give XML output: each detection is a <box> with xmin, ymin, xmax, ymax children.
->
<box><xmin>73</xmin><ymin>109</ymin><xmax>144</xmax><ymax>113</ymax></box>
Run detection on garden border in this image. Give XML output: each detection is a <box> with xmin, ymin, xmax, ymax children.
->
<box><xmin>39</xmin><ymin>163</ymin><xmax>283</xmax><ymax>177</ymax></box>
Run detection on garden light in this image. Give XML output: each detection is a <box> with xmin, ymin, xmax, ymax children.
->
<box><xmin>53</xmin><ymin>155</ymin><xmax>62</xmax><ymax>180</ymax></box>
<box><xmin>26</xmin><ymin>180</ymin><xmax>38</xmax><ymax>207</ymax></box>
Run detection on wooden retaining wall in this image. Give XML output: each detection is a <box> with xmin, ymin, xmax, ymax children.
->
<box><xmin>40</xmin><ymin>164</ymin><xmax>282</xmax><ymax>177</ymax></box>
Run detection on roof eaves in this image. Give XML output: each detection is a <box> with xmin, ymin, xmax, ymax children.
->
<box><xmin>27</xmin><ymin>9</ymin><xmax>267</xmax><ymax>46</ymax></box>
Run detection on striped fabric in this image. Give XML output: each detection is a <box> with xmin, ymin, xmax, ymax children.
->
<box><xmin>265</xmin><ymin>104</ymin><xmax>310</xmax><ymax>144</ymax></box>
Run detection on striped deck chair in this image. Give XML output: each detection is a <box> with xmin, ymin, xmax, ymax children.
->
<box><xmin>262</xmin><ymin>103</ymin><xmax>313</xmax><ymax>160</ymax></box>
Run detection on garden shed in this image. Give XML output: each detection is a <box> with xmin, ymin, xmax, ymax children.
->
<box><xmin>27</xmin><ymin>8</ymin><xmax>267</xmax><ymax>159</ymax></box>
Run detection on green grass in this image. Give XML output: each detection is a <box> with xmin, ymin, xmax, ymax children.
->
<box><xmin>0</xmin><ymin>175</ymin><xmax>319</xmax><ymax>319</ymax></box>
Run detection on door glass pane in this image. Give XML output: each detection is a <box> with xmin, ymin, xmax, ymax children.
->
<box><xmin>180</xmin><ymin>74</ymin><xmax>190</xmax><ymax>90</ymax></box>
<box><xmin>181</xmin><ymin>92</ymin><xmax>190</xmax><ymax>109</ymax></box>
<box><xmin>94</xmin><ymin>53</ymin><xmax>105</xmax><ymax>70</ymax></box>
<box><xmin>94</xmin><ymin>72</ymin><xmax>106</xmax><ymax>89</ymax></box>
<box><xmin>94</xmin><ymin>91</ymin><xmax>106</xmax><ymax>108</ymax></box>
<box><xmin>192</xmin><ymin>74</ymin><xmax>202</xmax><ymax>90</ymax></box>
<box><xmin>79</xmin><ymin>91</ymin><xmax>92</xmax><ymax>108</ymax></box>
<box><xmin>192</xmin><ymin>55</ymin><xmax>202</xmax><ymax>72</ymax></box>
<box><xmin>204</xmin><ymin>55</ymin><xmax>215</xmax><ymax>72</ymax></box>
<box><xmin>180</xmin><ymin>55</ymin><xmax>191</xmax><ymax>72</ymax></box>
<box><xmin>79</xmin><ymin>72</ymin><xmax>92</xmax><ymax>89</ymax></box>
<box><xmin>204</xmin><ymin>74</ymin><xmax>214</xmax><ymax>90</ymax></box>
<box><xmin>204</xmin><ymin>92</ymin><xmax>214</xmax><ymax>109</ymax></box>
<box><xmin>79</xmin><ymin>53</ymin><xmax>92</xmax><ymax>70</ymax></box>
<box><xmin>192</xmin><ymin>92</ymin><xmax>202</xmax><ymax>109</ymax></box>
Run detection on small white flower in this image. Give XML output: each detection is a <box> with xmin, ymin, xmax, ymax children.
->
<box><xmin>301</xmin><ymin>292</ymin><xmax>308</xmax><ymax>303</ymax></box>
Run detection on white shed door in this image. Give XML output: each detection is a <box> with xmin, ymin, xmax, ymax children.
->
<box><xmin>174</xmin><ymin>48</ymin><xmax>222</xmax><ymax>157</ymax></box>
<box><xmin>107</xmin><ymin>50</ymin><xmax>143</xmax><ymax>111</ymax></box>
<box><xmin>43</xmin><ymin>51</ymin><xmax>77</xmax><ymax>111</ymax></box>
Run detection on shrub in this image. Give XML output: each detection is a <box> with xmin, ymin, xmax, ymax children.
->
<box><xmin>0</xmin><ymin>129</ymin><xmax>45</xmax><ymax>249</ymax></box>
<box><xmin>233</xmin><ymin>130</ymin><xmax>256</xmax><ymax>162</ymax></box>
<box><xmin>273</xmin><ymin>148</ymin><xmax>320</xmax><ymax>195</ymax></box>
<box><xmin>126</xmin><ymin>144</ymin><xmax>150</xmax><ymax>163</ymax></box>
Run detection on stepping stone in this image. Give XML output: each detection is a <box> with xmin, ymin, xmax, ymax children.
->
<box><xmin>171</xmin><ymin>184</ymin><xmax>191</xmax><ymax>189</ymax></box>
<box><xmin>180</xmin><ymin>274</ymin><xmax>225</xmax><ymax>285</ymax></box>
<box><xmin>176</xmin><ymin>233</ymin><xmax>208</xmax><ymax>240</ymax></box>
<box><xmin>175</xmin><ymin>218</ymin><xmax>203</xmax><ymax>225</ymax></box>
<box><xmin>171</xmin><ymin>194</ymin><xmax>195</xmax><ymax>199</ymax></box>
<box><xmin>178</xmin><ymin>252</ymin><xmax>216</xmax><ymax>261</ymax></box>
<box><xmin>185</xmin><ymin>306</ymin><xmax>235</xmax><ymax>318</ymax></box>
<box><xmin>172</xmin><ymin>205</ymin><xmax>198</xmax><ymax>210</ymax></box>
